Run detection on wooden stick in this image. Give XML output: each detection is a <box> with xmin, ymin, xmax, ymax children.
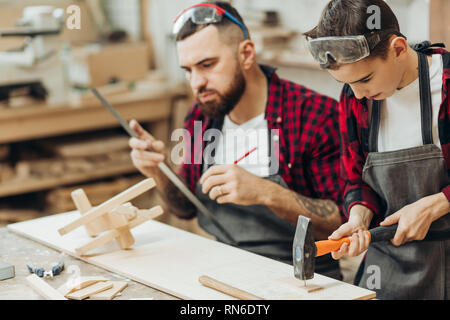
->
<box><xmin>89</xmin><ymin>281</ymin><xmax>128</xmax><ymax>300</ymax></box>
<box><xmin>26</xmin><ymin>274</ymin><xmax>67</xmax><ymax>300</ymax></box>
<box><xmin>66</xmin><ymin>281</ymin><xmax>113</xmax><ymax>300</ymax></box>
<box><xmin>59</xmin><ymin>178</ymin><xmax>155</xmax><ymax>235</ymax></box>
<box><xmin>199</xmin><ymin>275</ymin><xmax>263</xmax><ymax>300</ymax></box>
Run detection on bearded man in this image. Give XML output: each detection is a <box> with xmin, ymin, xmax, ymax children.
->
<box><xmin>129</xmin><ymin>1</ymin><xmax>345</xmax><ymax>279</ymax></box>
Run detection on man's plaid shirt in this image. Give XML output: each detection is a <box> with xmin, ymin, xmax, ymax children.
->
<box><xmin>339</xmin><ymin>48</ymin><xmax>450</xmax><ymax>226</ymax></box>
<box><xmin>178</xmin><ymin>65</ymin><xmax>345</xmax><ymax>219</ymax></box>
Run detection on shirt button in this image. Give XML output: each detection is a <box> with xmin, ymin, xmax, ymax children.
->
<box><xmin>274</xmin><ymin>135</ymin><xmax>279</xmax><ymax>142</ymax></box>
<box><xmin>288</xmin><ymin>163</ymin><xmax>292</xmax><ymax>169</ymax></box>
<box><xmin>276</xmin><ymin>117</ymin><xmax>282</xmax><ymax>123</ymax></box>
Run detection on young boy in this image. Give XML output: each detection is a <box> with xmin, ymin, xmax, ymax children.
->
<box><xmin>304</xmin><ymin>0</ymin><xmax>450</xmax><ymax>299</ymax></box>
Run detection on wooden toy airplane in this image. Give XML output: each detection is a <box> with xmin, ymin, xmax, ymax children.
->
<box><xmin>58</xmin><ymin>178</ymin><xmax>163</xmax><ymax>256</ymax></box>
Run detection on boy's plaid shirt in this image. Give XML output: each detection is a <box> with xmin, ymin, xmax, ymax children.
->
<box><xmin>339</xmin><ymin>49</ymin><xmax>450</xmax><ymax>226</ymax></box>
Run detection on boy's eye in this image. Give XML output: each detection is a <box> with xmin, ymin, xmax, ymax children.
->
<box><xmin>360</xmin><ymin>78</ymin><xmax>372</xmax><ymax>84</ymax></box>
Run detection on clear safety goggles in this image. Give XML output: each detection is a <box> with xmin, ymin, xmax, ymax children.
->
<box><xmin>307</xmin><ymin>29</ymin><xmax>404</xmax><ymax>68</ymax></box>
<box><xmin>173</xmin><ymin>3</ymin><xmax>248</xmax><ymax>40</ymax></box>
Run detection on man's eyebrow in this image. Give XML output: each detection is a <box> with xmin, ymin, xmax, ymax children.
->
<box><xmin>335</xmin><ymin>72</ymin><xmax>374</xmax><ymax>84</ymax></box>
<box><xmin>180</xmin><ymin>57</ymin><xmax>218</xmax><ymax>70</ymax></box>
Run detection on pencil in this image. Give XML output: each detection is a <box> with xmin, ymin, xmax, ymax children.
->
<box><xmin>234</xmin><ymin>147</ymin><xmax>258</xmax><ymax>164</ymax></box>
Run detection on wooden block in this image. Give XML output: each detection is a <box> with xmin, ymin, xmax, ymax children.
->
<box><xmin>59</xmin><ymin>178</ymin><xmax>155</xmax><ymax>235</ymax></box>
<box><xmin>75</xmin><ymin>205</ymin><xmax>163</xmax><ymax>256</ymax></box>
<box><xmin>88</xmin><ymin>281</ymin><xmax>128</xmax><ymax>300</ymax></box>
<box><xmin>276</xmin><ymin>277</ymin><xmax>324</xmax><ymax>293</ymax></box>
<box><xmin>115</xmin><ymin>227</ymin><xmax>135</xmax><ymax>249</ymax></box>
<box><xmin>26</xmin><ymin>274</ymin><xmax>67</xmax><ymax>300</ymax></box>
<box><xmin>107</xmin><ymin>211</ymin><xmax>135</xmax><ymax>249</ymax></box>
<box><xmin>0</xmin><ymin>261</ymin><xmax>14</xmax><ymax>280</ymax></box>
<box><xmin>111</xmin><ymin>202</ymin><xmax>138</xmax><ymax>221</ymax></box>
<box><xmin>71</xmin><ymin>188</ymin><xmax>110</xmax><ymax>237</ymax></box>
<box><xmin>0</xmin><ymin>163</ymin><xmax>14</xmax><ymax>182</ymax></box>
<box><xmin>57</xmin><ymin>277</ymin><xmax>109</xmax><ymax>296</ymax></box>
<box><xmin>66</xmin><ymin>281</ymin><xmax>113</xmax><ymax>300</ymax></box>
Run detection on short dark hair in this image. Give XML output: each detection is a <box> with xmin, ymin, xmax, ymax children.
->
<box><xmin>175</xmin><ymin>1</ymin><xmax>250</xmax><ymax>44</ymax></box>
<box><xmin>304</xmin><ymin>0</ymin><xmax>405</xmax><ymax>68</ymax></box>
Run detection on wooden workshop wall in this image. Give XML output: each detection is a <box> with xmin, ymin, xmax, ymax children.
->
<box><xmin>430</xmin><ymin>0</ymin><xmax>450</xmax><ymax>46</ymax></box>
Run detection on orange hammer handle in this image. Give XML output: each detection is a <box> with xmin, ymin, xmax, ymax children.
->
<box><xmin>315</xmin><ymin>231</ymin><xmax>371</xmax><ymax>257</ymax></box>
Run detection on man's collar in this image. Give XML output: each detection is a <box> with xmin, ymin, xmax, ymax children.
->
<box><xmin>259</xmin><ymin>64</ymin><xmax>277</xmax><ymax>81</ymax></box>
<box><xmin>259</xmin><ymin>64</ymin><xmax>284</xmax><ymax>125</ymax></box>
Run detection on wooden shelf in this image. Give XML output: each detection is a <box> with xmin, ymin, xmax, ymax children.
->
<box><xmin>0</xmin><ymin>162</ymin><xmax>138</xmax><ymax>198</ymax></box>
<box><xmin>0</xmin><ymin>81</ymin><xmax>187</xmax><ymax>144</ymax></box>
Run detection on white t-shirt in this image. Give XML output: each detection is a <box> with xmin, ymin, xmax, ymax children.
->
<box><xmin>378</xmin><ymin>54</ymin><xmax>443</xmax><ymax>151</ymax></box>
<box><xmin>204</xmin><ymin>113</ymin><xmax>270</xmax><ymax>177</ymax></box>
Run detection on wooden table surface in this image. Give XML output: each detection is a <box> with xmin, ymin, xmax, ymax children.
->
<box><xmin>0</xmin><ymin>227</ymin><xmax>177</xmax><ymax>300</ymax></box>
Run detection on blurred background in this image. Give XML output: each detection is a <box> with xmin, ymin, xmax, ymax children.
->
<box><xmin>0</xmin><ymin>0</ymin><xmax>448</xmax><ymax>283</ymax></box>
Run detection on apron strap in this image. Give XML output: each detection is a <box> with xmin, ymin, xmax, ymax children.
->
<box><xmin>368</xmin><ymin>100</ymin><xmax>381</xmax><ymax>152</ymax></box>
<box><xmin>417</xmin><ymin>52</ymin><xmax>434</xmax><ymax>145</ymax></box>
<box><xmin>368</xmin><ymin>51</ymin><xmax>434</xmax><ymax>152</ymax></box>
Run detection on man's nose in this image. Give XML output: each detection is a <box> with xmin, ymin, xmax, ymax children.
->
<box><xmin>190</xmin><ymin>70</ymin><xmax>207</xmax><ymax>92</ymax></box>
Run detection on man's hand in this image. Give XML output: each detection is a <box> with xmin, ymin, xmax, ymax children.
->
<box><xmin>379</xmin><ymin>193</ymin><xmax>448</xmax><ymax>247</ymax></box>
<box><xmin>128</xmin><ymin>119</ymin><xmax>166</xmax><ymax>178</ymax></box>
<box><xmin>199</xmin><ymin>164</ymin><xmax>269</xmax><ymax>206</ymax></box>
<box><xmin>329</xmin><ymin>205</ymin><xmax>373</xmax><ymax>259</ymax></box>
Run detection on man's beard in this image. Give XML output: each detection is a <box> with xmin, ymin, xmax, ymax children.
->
<box><xmin>196</xmin><ymin>66</ymin><xmax>246</xmax><ymax>120</ymax></box>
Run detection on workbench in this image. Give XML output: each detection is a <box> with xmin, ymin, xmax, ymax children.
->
<box><xmin>0</xmin><ymin>227</ymin><xmax>176</xmax><ymax>300</ymax></box>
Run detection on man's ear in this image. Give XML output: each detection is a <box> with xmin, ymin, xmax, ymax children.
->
<box><xmin>390</xmin><ymin>36</ymin><xmax>408</xmax><ymax>59</ymax></box>
<box><xmin>238</xmin><ymin>40</ymin><xmax>256</xmax><ymax>71</ymax></box>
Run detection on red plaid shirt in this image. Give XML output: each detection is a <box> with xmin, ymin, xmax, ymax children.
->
<box><xmin>339</xmin><ymin>49</ymin><xmax>450</xmax><ymax>226</ymax></box>
<box><xmin>178</xmin><ymin>65</ymin><xmax>345</xmax><ymax>219</ymax></box>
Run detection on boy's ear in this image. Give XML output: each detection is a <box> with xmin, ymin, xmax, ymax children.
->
<box><xmin>390</xmin><ymin>36</ymin><xmax>409</xmax><ymax>58</ymax></box>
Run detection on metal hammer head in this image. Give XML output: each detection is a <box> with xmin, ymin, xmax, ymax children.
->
<box><xmin>293</xmin><ymin>216</ymin><xmax>316</xmax><ymax>281</ymax></box>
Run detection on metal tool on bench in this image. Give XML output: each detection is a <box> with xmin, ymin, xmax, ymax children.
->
<box><xmin>27</xmin><ymin>259</ymin><xmax>64</xmax><ymax>278</ymax></box>
<box><xmin>90</xmin><ymin>88</ymin><xmax>237</xmax><ymax>245</ymax></box>
<box><xmin>0</xmin><ymin>6</ymin><xmax>66</xmax><ymax>104</ymax></box>
<box><xmin>293</xmin><ymin>215</ymin><xmax>450</xmax><ymax>283</ymax></box>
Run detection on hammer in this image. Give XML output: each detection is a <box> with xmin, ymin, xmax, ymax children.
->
<box><xmin>293</xmin><ymin>215</ymin><xmax>449</xmax><ymax>282</ymax></box>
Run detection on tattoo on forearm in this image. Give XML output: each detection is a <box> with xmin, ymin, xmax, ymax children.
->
<box><xmin>292</xmin><ymin>192</ymin><xmax>337</xmax><ymax>218</ymax></box>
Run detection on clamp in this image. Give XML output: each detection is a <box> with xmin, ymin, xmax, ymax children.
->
<box><xmin>27</xmin><ymin>259</ymin><xmax>64</xmax><ymax>278</ymax></box>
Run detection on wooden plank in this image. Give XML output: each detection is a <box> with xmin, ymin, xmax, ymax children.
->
<box><xmin>66</xmin><ymin>281</ymin><xmax>113</xmax><ymax>300</ymax></box>
<box><xmin>26</xmin><ymin>274</ymin><xmax>67</xmax><ymax>300</ymax></box>
<box><xmin>88</xmin><ymin>281</ymin><xmax>128</xmax><ymax>300</ymax></box>
<box><xmin>9</xmin><ymin>212</ymin><xmax>375</xmax><ymax>300</ymax></box>
<box><xmin>58</xmin><ymin>178</ymin><xmax>155</xmax><ymax>235</ymax></box>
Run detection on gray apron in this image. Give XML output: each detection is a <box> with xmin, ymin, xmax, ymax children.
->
<box><xmin>195</xmin><ymin>126</ymin><xmax>342</xmax><ymax>279</ymax></box>
<box><xmin>357</xmin><ymin>51</ymin><xmax>450</xmax><ymax>299</ymax></box>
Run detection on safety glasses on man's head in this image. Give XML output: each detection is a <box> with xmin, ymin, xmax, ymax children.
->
<box><xmin>173</xmin><ymin>3</ymin><xmax>248</xmax><ymax>40</ymax></box>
